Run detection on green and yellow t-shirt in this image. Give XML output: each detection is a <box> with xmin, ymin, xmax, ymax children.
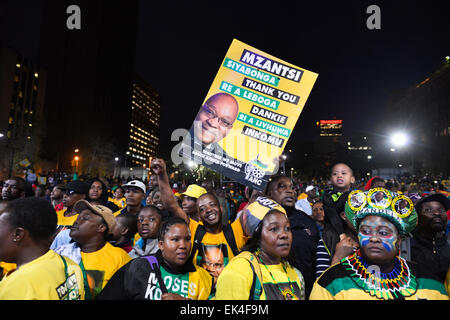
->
<box><xmin>215</xmin><ymin>253</ymin><xmax>305</xmax><ymax>300</ymax></box>
<box><xmin>0</xmin><ymin>250</ymin><xmax>85</xmax><ymax>300</ymax></box>
<box><xmin>189</xmin><ymin>218</ymin><xmax>248</xmax><ymax>268</ymax></box>
<box><xmin>81</xmin><ymin>242</ymin><xmax>131</xmax><ymax>298</ymax></box>
<box><xmin>109</xmin><ymin>197</ymin><xmax>126</xmax><ymax>209</ymax></box>
<box><xmin>146</xmin><ymin>265</ymin><xmax>213</xmax><ymax>300</ymax></box>
<box><xmin>96</xmin><ymin>254</ymin><xmax>214</xmax><ymax>300</ymax></box>
<box><xmin>310</xmin><ymin>255</ymin><xmax>449</xmax><ymax>300</ymax></box>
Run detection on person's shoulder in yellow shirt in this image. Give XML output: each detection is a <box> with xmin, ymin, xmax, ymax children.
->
<box><xmin>0</xmin><ymin>250</ymin><xmax>85</xmax><ymax>300</ymax></box>
<box><xmin>214</xmin><ymin>253</ymin><xmax>255</xmax><ymax>300</ymax></box>
<box><xmin>0</xmin><ymin>197</ymin><xmax>86</xmax><ymax>300</ymax></box>
<box><xmin>189</xmin><ymin>217</ymin><xmax>248</xmax><ymax>255</ymax></box>
<box><xmin>215</xmin><ymin>252</ymin><xmax>304</xmax><ymax>300</ymax></box>
<box><xmin>184</xmin><ymin>264</ymin><xmax>214</xmax><ymax>300</ymax></box>
<box><xmin>56</xmin><ymin>208</ymin><xmax>78</xmax><ymax>228</ymax></box>
<box><xmin>81</xmin><ymin>242</ymin><xmax>131</xmax><ymax>292</ymax></box>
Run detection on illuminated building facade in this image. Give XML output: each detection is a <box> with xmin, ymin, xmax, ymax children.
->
<box><xmin>126</xmin><ymin>74</ymin><xmax>160</xmax><ymax>167</ymax></box>
<box><xmin>317</xmin><ymin>119</ymin><xmax>343</xmax><ymax>137</ymax></box>
<box><xmin>0</xmin><ymin>46</ymin><xmax>47</xmax><ymax>174</ymax></box>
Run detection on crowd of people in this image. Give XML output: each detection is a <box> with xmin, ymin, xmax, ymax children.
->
<box><xmin>0</xmin><ymin>160</ymin><xmax>449</xmax><ymax>300</ymax></box>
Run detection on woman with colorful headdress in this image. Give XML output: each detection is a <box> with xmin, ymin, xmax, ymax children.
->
<box><xmin>310</xmin><ymin>188</ymin><xmax>448</xmax><ymax>300</ymax></box>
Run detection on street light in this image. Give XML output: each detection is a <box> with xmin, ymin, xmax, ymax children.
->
<box><xmin>389</xmin><ymin>131</ymin><xmax>415</xmax><ymax>173</ymax></box>
<box><xmin>390</xmin><ymin>132</ymin><xmax>409</xmax><ymax>148</ymax></box>
<box><xmin>73</xmin><ymin>156</ymin><xmax>80</xmax><ymax>173</ymax></box>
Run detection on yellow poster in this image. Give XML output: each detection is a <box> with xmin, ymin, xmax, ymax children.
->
<box><xmin>180</xmin><ymin>39</ymin><xmax>318</xmax><ymax>190</ymax></box>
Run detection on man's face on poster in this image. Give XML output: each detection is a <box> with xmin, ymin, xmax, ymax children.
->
<box><xmin>194</xmin><ymin>93</ymin><xmax>239</xmax><ymax>145</ymax></box>
<box><xmin>201</xmin><ymin>244</ymin><xmax>225</xmax><ymax>283</ymax></box>
<box><xmin>375</xmin><ymin>191</ymin><xmax>384</xmax><ymax>202</ymax></box>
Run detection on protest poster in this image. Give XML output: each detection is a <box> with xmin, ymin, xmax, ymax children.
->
<box><xmin>179</xmin><ymin>39</ymin><xmax>318</xmax><ymax>190</ymax></box>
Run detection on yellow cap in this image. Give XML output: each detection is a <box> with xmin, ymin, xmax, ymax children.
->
<box><xmin>181</xmin><ymin>184</ymin><xmax>207</xmax><ymax>199</ymax></box>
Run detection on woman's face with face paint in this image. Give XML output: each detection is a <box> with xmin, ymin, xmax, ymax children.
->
<box><xmin>358</xmin><ymin>215</ymin><xmax>400</xmax><ymax>266</ymax></box>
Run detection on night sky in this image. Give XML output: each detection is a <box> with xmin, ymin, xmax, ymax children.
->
<box><xmin>2</xmin><ymin>1</ymin><xmax>450</xmax><ymax>153</ymax></box>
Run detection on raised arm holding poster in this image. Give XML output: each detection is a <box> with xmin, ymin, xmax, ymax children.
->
<box><xmin>177</xmin><ymin>39</ymin><xmax>318</xmax><ymax>191</ymax></box>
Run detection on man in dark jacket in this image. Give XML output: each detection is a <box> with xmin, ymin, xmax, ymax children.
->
<box><xmin>411</xmin><ymin>193</ymin><xmax>450</xmax><ymax>283</ymax></box>
<box><xmin>265</xmin><ymin>175</ymin><xmax>320</xmax><ymax>298</ymax></box>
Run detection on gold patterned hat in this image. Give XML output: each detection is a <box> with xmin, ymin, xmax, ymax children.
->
<box><xmin>344</xmin><ymin>188</ymin><xmax>417</xmax><ymax>235</ymax></box>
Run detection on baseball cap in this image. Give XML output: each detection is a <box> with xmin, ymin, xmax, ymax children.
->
<box><xmin>60</xmin><ymin>180</ymin><xmax>88</xmax><ymax>196</ymax></box>
<box><xmin>122</xmin><ymin>180</ymin><xmax>146</xmax><ymax>194</ymax></box>
<box><xmin>241</xmin><ymin>196</ymin><xmax>286</xmax><ymax>237</ymax></box>
<box><xmin>181</xmin><ymin>184</ymin><xmax>207</xmax><ymax>199</ymax></box>
<box><xmin>73</xmin><ymin>200</ymin><xmax>116</xmax><ymax>234</ymax></box>
<box><xmin>305</xmin><ymin>186</ymin><xmax>315</xmax><ymax>192</ymax></box>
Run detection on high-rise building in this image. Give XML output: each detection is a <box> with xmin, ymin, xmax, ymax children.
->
<box><xmin>383</xmin><ymin>58</ymin><xmax>450</xmax><ymax>175</ymax></box>
<box><xmin>38</xmin><ymin>0</ymin><xmax>138</xmax><ymax>173</ymax></box>
<box><xmin>0</xmin><ymin>45</ymin><xmax>47</xmax><ymax>175</ymax></box>
<box><xmin>126</xmin><ymin>74</ymin><xmax>160</xmax><ymax>167</ymax></box>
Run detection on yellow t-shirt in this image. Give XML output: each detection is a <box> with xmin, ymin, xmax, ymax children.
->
<box><xmin>0</xmin><ymin>262</ymin><xmax>16</xmax><ymax>280</ymax></box>
<box><xmin>81</xmin><ymin>242</ymin><xmax>131</xmax><ymax>297</ymax></box>
<box><xmin>188</xmin><ymin>218</ymin><xmax>248</xmax><ymax>267</ymax></box>
<box><xmin>109</xmin><ymin>197</ymin><xmax>126</xmax><ymax>209</ymax></box>
<box><xmin>56</xmin><ymin>208</ymin><xmax>78</xmax><ymax>230</ymax></box>
<box><xmin>215</xmin><ymin>254</ymin><xmax>305</xmax><ymax>300</ymax></box>
<box><xmin>297</xmin><ymin>193</ymin><xmax>308</xmax><ymax>201</ymax></box>
<box><xmin>0</xmin><ymin>250</ymin><xmax>85</xmax><ymax>300</ymax></box>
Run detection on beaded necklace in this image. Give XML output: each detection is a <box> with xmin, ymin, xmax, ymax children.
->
<box><xmin>342</xmin><ymin>251</ymin><xmax>417</xmax><ymax>300</ymax></box>
<box><xmin>255</xmin><ymin>252</ymin><xmax>299</xmax><ymax>300</ymax></box>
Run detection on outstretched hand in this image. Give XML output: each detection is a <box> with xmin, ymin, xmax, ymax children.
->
<box><xmin>150</xmin><ymin>158</ymin><xmax>167</xmax><ymax>176</ymax></box>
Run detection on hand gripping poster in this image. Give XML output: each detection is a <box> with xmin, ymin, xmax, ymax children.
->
<box><xmin>179</xmin><ymin>39</ymin><xmax>318</xmax><ymax>191</ymax></box>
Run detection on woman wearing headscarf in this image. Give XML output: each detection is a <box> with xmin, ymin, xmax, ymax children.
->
<box><xmin>214</xmin><ymin>196</ymin><xmax>305</xmax><ymax>300</ymax></box>
<box><xmin>310</xmin><ymin>188</ymin><xmax>448</xmax><ymax>300</ymax></box>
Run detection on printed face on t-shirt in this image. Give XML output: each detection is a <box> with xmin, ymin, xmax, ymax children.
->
<box><xmin>200</xmin><ymin>244</ymin><xmax>225</xmax><ymax>284</ymax></box>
